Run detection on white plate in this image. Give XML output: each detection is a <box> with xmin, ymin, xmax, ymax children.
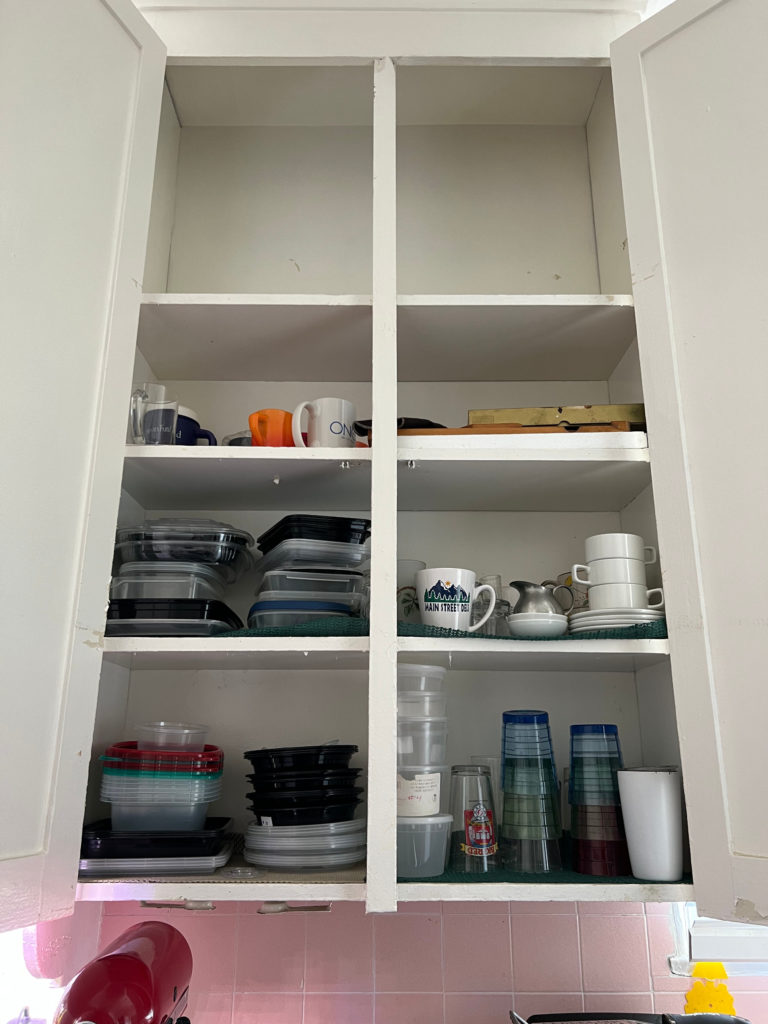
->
<box><xmin>507</xmin><ymin>613</ymin><xmax>567</xmax><ymax>623</ymax></box>
<box><xmin>569</xmin><ymin>623</ymin><xmax>662</xmax><ymax>632</ymax></box>
<box><xmin>571</xmin><ymin>607</ymin><xmax>664</xmax><ymax>620</ymax></box>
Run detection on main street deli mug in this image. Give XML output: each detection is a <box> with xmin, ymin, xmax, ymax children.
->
<box><xmin>292</xmin><ymin>397</ymin><xmax>356</xmax><ymax>448</ymax></box>
<box><xmin>416</xmin><ymin>568</ymin><xmax>496</xmax><ymax>633</ymax></box>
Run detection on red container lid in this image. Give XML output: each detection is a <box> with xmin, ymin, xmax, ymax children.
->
<box><xmin>102</xmin><ymin>741</ymin><xmax>224</xmax><ymax>772</ymax></box>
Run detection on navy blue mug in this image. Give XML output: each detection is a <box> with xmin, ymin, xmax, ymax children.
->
<box><xmin>176</xmin><ymin>407</ymin><xmax>217</xmax><ymax>446</ymax></box>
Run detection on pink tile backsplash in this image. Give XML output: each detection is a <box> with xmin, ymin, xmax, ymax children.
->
<box><xmin>442</xmin><ymin>914</ymin><xmax>512</xmax><ymax>992</ymax></box>
<box><xmin>579</xmin><ymin>914</ymin><xmax>651</xmax><ymax>992</ymax></box>
<box><xmin>511</xmin><ymin>912</ymin><xmax>582</xmax><ymax>992</ymax></box>
<box><xmin>83</xmin><ymin>901</ymin><xmax>768</xmax><ymax>1024</ymax></box>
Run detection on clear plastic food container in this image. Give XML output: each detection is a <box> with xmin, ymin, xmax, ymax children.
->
<box><xmin>252</xmin><ymin>538</ymin><xmax>371</xmax><ymax>584</ymax></box>
<box><xmin>396</xmin><ymin>764</ymin><xmax>450</xmax><ymax>816</ymax></box>
<box><xmin>396</xmin><ymin>813</ymin><xmax>452</xmax><ymax>878</ymax></box>
<box><xmin>397</xmin><ymin>691</ymin><xmax>448</xmax><ymax>718</ymax></box>
<box><xmin>135</xmin><ymin>722</ymin><xmax>208</xmax><ymax>751</ymax></box>
<box><xmin>111</xmin><ymin>563</ymin><xmax>226</xmax><ymax>601</ymax></box>
<box><xmin>110</xmin><ymin>801</ymin><xmax>212</xmax><ymax>831</ymax></box>
<box><xmin>247</xmin><ymin>600</ymin><xmax>352</xmax><ymax>629</ymax></box>
<box><xmin>260</xmin><ymin>569</ymin><xmax>366</xmax><ymax>594</ymax></box>
<box><xmin>256</xmin><ymin>589</ymin><xmax>363</xmax><ymax>613</ymax></box>
<box><xmin>79</xmin><ymin>842</ymin><xmax>233</xmax><ymax>876</ymax></box>
<box><xmin>396</xmin><ymin>717</ymin><xmax>449</xmax><ymax>766</ymax></box>
<box><xmin>114</xmin><ymin>518</ymin><xmax>254</xmax><ymax>581</ymax></box>
<box><xmin>397</xmin><ymin>663</ymin><xmax>447</xmax><ymax>692</ymax></box>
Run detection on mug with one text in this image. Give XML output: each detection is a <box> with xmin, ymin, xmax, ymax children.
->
<box><xmin>292</xmin><ymin>398</ymin><xmax>356</xmax><ymax>449</ymax></box>
<box><xmin>416</xmin><ymin>567</ymin><xmax>496</xmax><ymax>633</ymax></box>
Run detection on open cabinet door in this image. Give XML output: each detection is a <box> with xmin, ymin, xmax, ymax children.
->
<box><xmin>612</xmin><ymin>0</ymin><xmax>768</xmax><ymax>923</ymax></box>
<box><xmin>0</xmin><ymin>0</ymin><xmax>164</xmax><ymax>929</ymax></box>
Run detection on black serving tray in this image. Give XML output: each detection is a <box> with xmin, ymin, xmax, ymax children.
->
<box><xmin>257</xmin><ymin>515</ymin><xmax>371</xmax><ymax>553</ymax></box>
<box><xmin>81</xmin><ymin>817</ymin><xmax>233</xmax><ymax>858</ymax></box>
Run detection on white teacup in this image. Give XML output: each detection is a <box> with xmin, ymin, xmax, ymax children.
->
<box><xmin>588</xmin><ymin>583</ymin><xmax>664</xmax><ymax>610</ymax></box>
<box><xmin>572</xmin><ymin>558</ymin><xmax>647</xmax><ymax>587</ymax></box>
<box><xmin>416</xmin><ymin>568</ymin><xmax>496</xmax><ymax>632</ymax></box>
<box><xmin>292</xmin><ymin>397</ymin><xmax>357</xmax><ymax>448</ymax></box>
<box><xmin>584</xmin><ymin>533</ymin><xmax>657</xmax><ymax>565</ymax></box>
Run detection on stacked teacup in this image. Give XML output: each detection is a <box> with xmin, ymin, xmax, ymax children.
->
<box><xmin>569</xmin><ymin>533</ymin><xmax>664</xmax><ymax>634</ymax></box>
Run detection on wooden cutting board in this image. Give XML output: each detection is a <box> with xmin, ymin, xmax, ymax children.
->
<box><xmin>397</xmin><ymin>421</ymin><xmax>632</xmax><ymax>435</ymax></box>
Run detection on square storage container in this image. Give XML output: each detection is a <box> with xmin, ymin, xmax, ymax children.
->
<box><xmin>397</xmin><ymin>663</ymin><xmax>447</xmax><ymax>692</ymax></box>
<box><xmin>110</xmin><ymin>563</ymin><xmax>226</xmax><ymax>601</ymax></box>
<box><xmin>260</xmin><ymin>569</ymin><xmax>366</xmax><ymax>594</ymax></box>
<box><xmin>110</xmin><ymin>801</ymin><xmax>212</xmax><ymax>831</ymax></box>
<box><xmin>397</xmin><ymin>717</ymin><xmax>449</xmax><ymax>766</ymax></box>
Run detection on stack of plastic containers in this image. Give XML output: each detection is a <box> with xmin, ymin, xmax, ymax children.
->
<box><xmin>107</xmin><ymin>518</ymin><xmax>253</xmax><ymax>635</ymax></box>
<box><xmin>396</xmin><ymin>664</ymin><xmax>453</xmax><ymax>878</ymax></box>
<box><xmin>99</xmin><ymin>725</ymin><xmax>224</xmax><ymax>831</ymax></box>
<box><xmin>499</xmin><ymin>710</ymin><xmax>562</xmax><ymax>872</ymax></box>
<box><xmin>248</xmin><ymin>515</ymin><xmax>371</xmax><ymax>629</ymax></box>
<box><xmin>243</xmin><ymin>744</ymin><xmax>365</xmax><ymax>870</ymax></box>
<box><xmin>569</xmin><ymin>724</ymin><xmax>631</xmax><ymax>876</ymax></box>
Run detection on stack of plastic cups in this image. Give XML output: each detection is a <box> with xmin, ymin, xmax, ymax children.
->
<box><xmin>500</xmin><ymin>711</ymin><xmax>562</xmax><ymax>872</ymax></box>
<box><xmin>569</xmin><ymin>724</ymin><xmax>630</xmax><ymax>876</ymax></box>
<box><xmin>396</xmin><ymin>664</ymin><xmax>453</xmax><ymax>878</ymax></box>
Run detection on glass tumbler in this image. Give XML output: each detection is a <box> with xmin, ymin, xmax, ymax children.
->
<box><xmin>130</xmin><ymin>382</ymin><xmax>178</xmax><ymax>445</ymax></box>
<box><xmin>448</xmin><ymin>764</ymin><xmax>499</xmax><ymax>873</ymax></box>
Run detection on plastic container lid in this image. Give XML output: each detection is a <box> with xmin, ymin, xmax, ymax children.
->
<box><xmin>79</xmin><ymin>843</ymin><xmax>233</xmax><ymax>876</ymax></box>
<box><xmin>396</xmin><ymin>813</ymin><xmax>453</xmax><ymax>830</ymax></box>
<box><xmin>115</xmin><ymin>562</ymin><xmax>225</xmax><ymax>583</ymax></box>
<box><xmin>243</xmin><ymin>848</ymin><xmax>365</xmax><ymax>870</ymax></box>
<box><xmin>116</xmin><ymin>518</ymin><xmax>254</xmax><ymax>546</ymax></box>
<box><xmin>246</xmin><ymin>818</ymin><xmax>365</xmax><ymax>838</ymax></box>
<box><xmin>248</xmin><ymin>600</ymin><xmax>351</xmax><ymax>613</ymax></box>
<box><xmin>253</xmin><ymin>538</ymin><xmax>372</xmax><ymax>580</ymax></box>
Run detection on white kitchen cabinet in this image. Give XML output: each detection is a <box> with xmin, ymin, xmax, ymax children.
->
<box><xmin>1</xmin><ymin>0</ymin><xmax>764</xmax><ymax>926</ymax></box>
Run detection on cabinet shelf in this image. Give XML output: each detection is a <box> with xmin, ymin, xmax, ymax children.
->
<box><xmin>121</xmin><ymin>446</ymin><xmax>372</xmax><ymax>511</ymax></box>
<box><xmin>138</xmin><ymin>294</ymin><xmax>372</xmax><ymax>382</ymax></box>
<box><xmin>102</xmin><ymin>636</ymin><xmax>369</xmax><ymax>670</ymax></box>
<box><xmin>398</xmin><ymin>637</ymin><xmax>669</xmax><ymax>671</ymax></box>
<box><xmin>77</xmin><ymin>863</ymin><xmax>366</xmax><ymax>902</ymax></box>
<box><xmin>397</xmin><ymin>295</ymin><xmax>635</xmax><ymax>381</ymax></box>
<box><xmin>397</xmin><ymin>446</ymin><xmax>650</xmax><ymax>511</ymax></box>
<box><xmin>398</xmin><ymin>881</ymin><xmax>694</xmax><ymax>902</ymax></box>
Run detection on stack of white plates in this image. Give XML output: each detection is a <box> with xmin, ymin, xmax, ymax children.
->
<box><xmin>568</xmin><ymin>607</ymin><xmax>665</xmax><ymax>634</ymax></box>
<box><xmin>243</xmin><ymin>818</ymin><xmax>366</xmax><ymax>870</ymax></box>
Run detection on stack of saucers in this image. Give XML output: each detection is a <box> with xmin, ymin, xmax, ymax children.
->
<box><xmin>568</xmin><ymin>606</ymin><xmax>665</xmax><ymax>634</ymax></box>
<box><xmin>243</xmin><ymin>818</ymin><xmax>366</xmax><ymax>871</ymax></box>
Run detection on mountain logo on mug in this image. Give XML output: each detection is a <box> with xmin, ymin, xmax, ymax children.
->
<box><xmin>423</xmin><ymin>580</ymin><xmax>470</xmax><ymax>610</ymax></box>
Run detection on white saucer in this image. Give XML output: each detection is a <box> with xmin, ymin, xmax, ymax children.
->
<box><xmin>571</xmin><ymin>607</ymin><xmax>664</xmax><ymax>621</ymax></box>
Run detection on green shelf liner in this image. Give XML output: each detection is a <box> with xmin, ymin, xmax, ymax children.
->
<box><xmin>398</xmin><ymin>620</ymin><xmax>667</xmax><ymax>641</ymax></box>
<box><xmin>399</xmin><ymin>869</ymin><xmax>692</xmax><ymax>884</ymax></box>
<box><xmin>220</xmin><ymin>616</ymin><xmax>370</xmax><ymax>638</ymax></box>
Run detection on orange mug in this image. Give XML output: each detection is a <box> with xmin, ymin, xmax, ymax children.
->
<box><xmin>249</xmin><ymin>409</ymin><xmax>294</xmax><ymax>447</ymax></box>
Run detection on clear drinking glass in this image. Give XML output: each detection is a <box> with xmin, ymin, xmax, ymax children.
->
<box><xmin>130</xmin><ymin>382</ymin><xmax>178</xmax><ymax>445</ymax></box>
<box><xmin>448</xmin><ymin>764</ymin><xmax>499</xmax><ymax>873</ymax></box>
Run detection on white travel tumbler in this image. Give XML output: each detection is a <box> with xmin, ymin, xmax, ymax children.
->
<box><xmin>617</xmin><ymin>767</ymin><xmax>683</xmax><ymax>881</ymax></box>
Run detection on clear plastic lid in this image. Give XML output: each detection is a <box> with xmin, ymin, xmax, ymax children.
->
<box><xmin>115</xmin><ymin>562</ymin><xmax>226</xmax><ymax>583</ymax></box>
<box><xmin>116</xmin><ymin>517</ymin><xmax>254</xmax><ymax>546</ymax></box>
<box><xmin>253</xmin><ymin>538</ymin><xmax>371</xmax><ymax>580</ymax></box>
<box><xmin>246</xmin><ymin>818</ymin><xmax>365</xmax><ymax>838</ymax></box>
<box><xmin>396</xmin><ymin>813</ymin><xmax>453</xmax><ymax>830</ymax></box>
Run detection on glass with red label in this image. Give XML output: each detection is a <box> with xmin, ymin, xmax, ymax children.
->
<box><xmin>448</xmin><ymin>764</ymin><xmax>499</xmax><ymax>873</ymax></box>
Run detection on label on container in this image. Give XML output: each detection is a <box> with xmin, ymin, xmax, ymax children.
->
<box><xmin>461</xmin><ymin>803</ymin><xmax>497</xmax><ymax>857</ymax></box>
<box><xmin>397</xmin><ymin>772</ymin><xmax>441</xmax><ymax>816</ymax></box>
<box><xmin>258</xmin><ymin>815</ymin><xmax>274</xmax><ymax>826</ymax></box>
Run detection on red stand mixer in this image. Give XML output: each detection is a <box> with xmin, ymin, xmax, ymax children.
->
<box><xmin>54</xmin><ymin>921</ymin><xmax>192</xmax><ymax>1024</ymax></box>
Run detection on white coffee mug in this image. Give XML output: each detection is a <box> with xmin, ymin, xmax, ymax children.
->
<box><xmin>572</xmin><ymin>558</ymin><xmax>647</xmax><ymax>587</ymax></box>
<box><xmin>588</xmin><ymin>583</ymin><xmax>664</xmax><ymax>610</ymax></box>
<box><xmin>584</xmin><ymin>532</ymin><xmax>657</xmax><ymax>565</ymax></box>
<box><xmin>617</xmin><ymin>767</ymin><xmax>683</xmax><ymax>881</ymax></box>
<box><xmin>292</xmin><ymin>397</ymin><xmax>356</xmax><ymax>448</ymax></box>
<box><xmin>415</xmin><ymin>568</ymin><xmax>496</xmax><ymax>632</ymax></box>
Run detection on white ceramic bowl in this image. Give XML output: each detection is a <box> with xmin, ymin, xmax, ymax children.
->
<box><xmin>507</xmin><ymin>613</ymin><xmax>568</xmax><ymax>638</ymax></box>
